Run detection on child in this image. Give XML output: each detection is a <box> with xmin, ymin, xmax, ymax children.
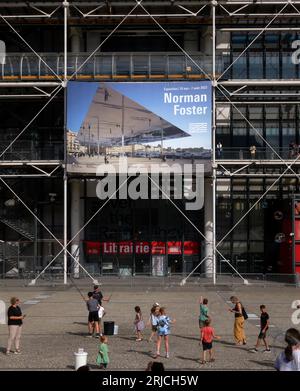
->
<box><xmin>98</xmin><ymin>305</ymin><xmax>106</xmax><ymax>336</ymax></box>
<box><xmin>199</xmin><ymin>296</ymin><xmax>209</xmax><ymax>338</ymax></box>
<box><xmin>96</xmin><ymin>336</ymin><xmax>109</xmax><ymax>369</ymax></box>
<box><xmin>86</xmin><ymin>292</ymin><xmax>100</xmax><ymax>337</ymax></box>
<box><xmin>250</xmin><ymin>305</ymin><xmax>271</xmax><ymax>353</ymax></box>
<box><xmin>155</xmin><ymin>307</ymin><xmax>176</xmax><ymax>359</ymax></box>
<box><xmin>200</xmin><ymin>319</ymin><xmax>220</xmax><ymax>364</ymax></box>
<box><xmin>148</xmin><ymin>304</ymin><xmax>160</xmax><ymax>343</ymax></box>
<box><xmin>134</xmin><ymin>306</ymin><xmax>144</xmax><ymax>342</ymax></box>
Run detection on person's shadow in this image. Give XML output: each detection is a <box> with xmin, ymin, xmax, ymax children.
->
<box><xmin>248</xmin><ymin>360</ymin><xmax>275</xmax><ymax>369</ymax></box>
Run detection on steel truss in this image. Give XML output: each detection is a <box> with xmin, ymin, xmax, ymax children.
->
<box><xmin>1</xmin><ymin>1</ymin><xmax>300</xmax><ymax>285</ymax></box>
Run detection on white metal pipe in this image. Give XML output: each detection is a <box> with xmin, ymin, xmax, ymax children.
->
<box><xmin>0</xmin><ymin>82</ymin><xmax>61</xmax><ymax>87</ymax></box>
<box><xmin>63</xmin><ymin>1</ymin><xmax>68</xmax><ymax>85</ymax></box>
<box><xmin>220</xmin><ymin>28</ymin><xmax>300</xmax><ymax>31</ymax></box>
<box><xmin>212</xmin><ymin>0</ymin><xmax>216</xmax><ymax>286</ymax></box>
<box><xmin>63</xmin><ymin>175</ymin><xmax>68</xmax><ymax>285</ymax></box>
<box><xmin>217</xmin><ymin>101</ymin><xmax>300</xmax><ymax>104</ymax></box>
<box><xmin>219</xmin><ymin>80</ymin><xmax>300</xmax><ymax>86</ymax></box>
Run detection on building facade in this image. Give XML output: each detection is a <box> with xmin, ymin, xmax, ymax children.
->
<box><xmin>0</xmin><ymin>1</ymin><xmax>299</xmax><ymax>281</ymax></box>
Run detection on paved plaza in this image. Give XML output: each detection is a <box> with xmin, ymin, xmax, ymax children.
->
<box><xmin>0</xmin><ymin>279</ymin><xmax>299</xmax><ymax>370</ymax></box>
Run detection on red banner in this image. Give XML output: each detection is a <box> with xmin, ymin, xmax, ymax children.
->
<box><xmin>102</xmin><ymin>242</ymin><xmax>118</xmax><ymax>254</ymax></box>
<box><xmin>167</xmin><ymin>241</ymin><xmax>182</xmax><ymax>255</ymax></box>
<box><xmin>85</xmin><ymin>241</ymin><xmax>199</xmax><ymax>255</ymax></box>
<box><xmin>184</xmin><ymin>241</ymin><xmax>199</xmax><ymax>255</ymax></box>
<box><xmin>151</xmin><ymin>241</ymin><xmax>166</xmax><ymax>255</ymax></box>
<box><xmin>86</xmin><ymin>241</ymin><xmax>101</xmax><ymax>255</ymax></box>
<box><xmin>135</xmin><ymin>241</ymin><xmax>150</xmax><ymax>254</ymax></box>
<box><xmin>119</xmin><ymin>241</ymin><xmax>133</xmax><ymax>255</ymax></box>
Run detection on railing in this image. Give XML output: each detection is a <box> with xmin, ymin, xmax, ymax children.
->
<box><xmin>0</xmin><ymin>143</ymin><xmax>63</xmax><ymax>161</ymax></box>
<box><xmin>216</xmin><ymin>147</ymin><xmax>297</xmax><ymax>160</ymax></box>
<box><xmin>0</xmin><ymin>52</ymin><xmax>225</xmax><ymax>81</ymax></box>
<box><xmin>2</xmin><ymin>52</ymin><xmax>298</xmax><ymax>81</ymax></box>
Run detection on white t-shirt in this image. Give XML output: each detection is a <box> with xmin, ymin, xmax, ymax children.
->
<box><xmin>275</xmin><ymin>349</ymin><xmax>300</xmax><ymax>371</ymax></box>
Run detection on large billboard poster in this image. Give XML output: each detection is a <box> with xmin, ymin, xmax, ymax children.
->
<box><xmin>66</xmin><ymin>81</ymin><xmax>212</xmax><ymax>173</ymax></box>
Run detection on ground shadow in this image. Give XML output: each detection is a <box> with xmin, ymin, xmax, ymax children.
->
<box><xmin>248</xmin><ymin>360</ymin><xmax>275</xmax><ymax>368</ymax></box>
<box><xmin>176</xmin><ymin>355</ymin><xmax>199</xmax><ymax>364</ymax></box>
<box><xmin>72</xmin><ymin>322</ymin><xmax>87</xmax><ymax>326</ymax></box>
<box><xmin>172</xmin><ymin>334</ymin><xmax>199</xmax><ymax>342</ymax></box>
<box><xmin>223</xmin><ymin>345</ymin><xmax>248</xmax><ymax>351</ymax></box>
<box><xmin>66</xmin><ymin>331</ymin><xmax>92</xmax><ymax>337</ymax></box>
<box><xmin>117</xmin><ymin>336</ymin><xmax>137</xmax><ymax>341</ymax></box>
<box><xmin>214</xmin><ymin>339</ymin><xmax>236</xmax><ymax>346</ymax></box>
<box><xmin>126</xmin><ymin>349</ymin><xmax>154</xmax><ymax>358</ymax></box>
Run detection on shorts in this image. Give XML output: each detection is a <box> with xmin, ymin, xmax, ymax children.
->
<box><xmin>157</xmin><ymin>329</ymin><xmax>170</xmax><ymax>337</ymax></box>
<box><xmin>202</xmin><ymin>341</ymin><xmax>213</xmax><ymax>351</ymax></box>
<box><xmin>258</xmin><ymin>329</ymin><xmax>268</xmax><ymax>339</ymax></box>
<box><xmin>88</xmin><ymin>311</ymin><xmax>99</xmax><ymax>322</ymax></box>
<box><xmin>152</xmin><ymin>325</ymin><xmax>158</xmax><ymax>332</ymax></box>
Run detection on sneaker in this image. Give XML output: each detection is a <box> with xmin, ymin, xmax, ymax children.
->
<box><xmin>14</xmin><ymin>350</ymin><xmax>21</xmax><ymax>355</ymax></box>
<box><xmin>86</xmin><ymin>334</ymin><xmax>93</xmax><ymax>338</ymax></box>
<box><xmin>263</xmin><ymin>349</ymin><xmax>271</xmax><ymax>353</ymax></box>
<box><xmin>94</xmin><ymin>334</ymin><xmax>100</xmax><ymax>338</ymax></box>
<box><xmin>6</xmin><ymin>351</ymin><xmax>10</xmax><ymax>355</ymax></box>
<box><xmin>154</xmin><ymin>353</ymin><xmax>160</xmax><ymax>359</ymax></box>
<box><xmin>249</xmin><ymin>348</ymin><xmax>258</xmax><ymax>353</ymax></box>
<box><xmin>165</xmin><ymin>353</ymin><xmax>169</xmax><ymax>359</ymax></box>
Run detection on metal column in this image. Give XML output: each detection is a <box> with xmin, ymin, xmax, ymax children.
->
<box><xmin>212</xmin><ymin>0</ymin><xmax>217</xmax><ymax>285</ymax></box>
<box><xmin>63</xmin><ymin>1</ymin><xmax>69</xmax><ymax>284</ymax></box>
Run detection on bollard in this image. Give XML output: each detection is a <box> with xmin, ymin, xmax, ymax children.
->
<box><xmin>74</xmin><ymin>348</ymin><xmax>88</xmax><ymax>370</ymax></box>
<box><xmin>0</xmin><ymin>300</ymin><xmax>6</xmax><ymax>325</ymax></box>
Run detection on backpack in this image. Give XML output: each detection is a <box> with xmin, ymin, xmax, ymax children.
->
<box><xmin>158</xmin><ymin>318</ymin><xmax>166</xmax><ymax>328</ymax></box>
<box><xmin>242</xmin><ymin>306</ymin><xmax>248</xmax><ymax>320</ymax></box>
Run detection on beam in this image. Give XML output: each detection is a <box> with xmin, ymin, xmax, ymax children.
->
<box><xmin>219</xmin><ymin>80</ymin><xmax>300</xmax><ymax>86</ymax></box>
<box><xmin>0</xmin><ymin>82</ymin><xmax>61</xmax><ymax>87</ymax></box>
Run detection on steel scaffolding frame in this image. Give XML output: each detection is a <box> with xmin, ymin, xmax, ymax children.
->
<box><xmin>1</xmin><ymin>1</ymin><xmax>300</xmax><ymax>284</ymax></box>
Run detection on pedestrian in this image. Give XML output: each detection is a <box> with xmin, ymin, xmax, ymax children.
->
<box><xmin>6</xmin><ymin>297</ymin><xmax>26</xmax><ymax>355</ymax></box>
<box><xmin>250</xmin><ymin>305</ymin><xmax>271</xmax><ymax>353</ymax></box>
<box><xmin>86</xmin><ymin>292</ymin><xmax>100</xmax><ymax>338</ymax></box>
<box><xmin>200</xmin><ymin>319</ymin><xmax>221</xmax><ymax>364</ymax></box>
<box><xmin>148</xmin><ymin>304</ymin><xmax>160</xmax><ymax>343</ymax></box>
<box><xmin>155</xmin><ymin>307</ymin><xmax>176</xmax><ymax>359</ymax></box>
<box><xmin>199</xmin><ymin>296</ymin><xmax>209</xmax><ymax>339</ymax></box>
<box><xmin>274</xmin><ymin>328</ymin><xmax>300</xmax><ymax>371</ymax></box>
<box><xmin>228</xmin><ymin>296</ymin><xmax>247</xmax><ymax>345</ymax></box>
<box><xmin>249</xmin><ymin>145</ymin><xmax>256</xmax><ymax>159</ymax></box>
<box><xmin>217</xmin><ymin>142</ymin><xmax>223</xmax><ymax>158</ymax></box>
<box><xmin>98</xmin><ymin>304</ymin><xmax>106</xmax><ymax>336</ymax></box>
<box><xmin>96</xmin><ymin>335</ymin><xmax>110</xmax><ymax>369</ymax></box>
<box><xmin>134</xmin><ymin>306</ymin><xmax>144</xmax><ymax>342</ymax></box>
<box><xmin>92</xmin><ymin>285</ymin><xmax>103</xmax><ymax>306</ymax></box>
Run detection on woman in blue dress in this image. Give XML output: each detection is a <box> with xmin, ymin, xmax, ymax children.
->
<box><xmin>155</xmin><ymin>307</ymin><xmax>176</xmax><ymax>359</ymax></box>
